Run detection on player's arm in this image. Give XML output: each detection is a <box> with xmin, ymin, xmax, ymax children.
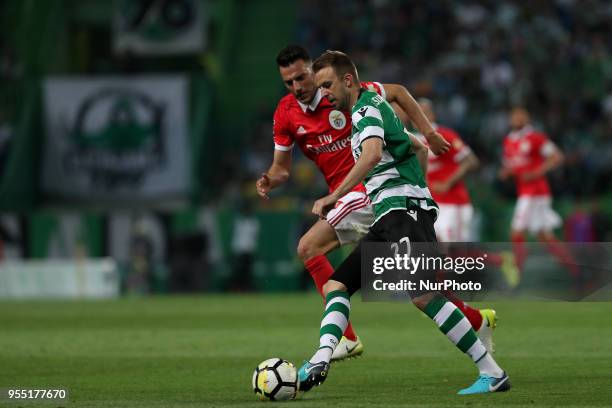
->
<box><xmin>408</xmin><ymin>132</ymin><xmax>428</xmax><ymax>174</ymax></box>
<box><xmin>312</xmin><ymin>138</ymin><xmax>383</xmax><ymax>218</ymax></box>
<box><xmin>540</xmin><ymin>143</ymin><xmax>564</xmax><ymax>172</ymax></box>
<box><xmin>498</xmin><ymin>165</ymin><xmax>512</xmax><ymax>180</ymax></box>
<box><xmin>433</xmin><ymin>151</ymin><xmax>479</xmax><ymax>193</ymax></box>
<box><xmin>258</xmin><ymin>103</ymin><xmax>294</xmax><ymax>199</ymax></box>
<box><xmin>522</xmin><ymin>141</ymin><xmax>564</xmax><ymax>181</ymax></box>
<box><xmin>256</xmin><ymin>149</ymin><xmax>292</xmax><ymax>200</ymax></box>
<box><xmin>390</xmin><ymin>102</ymin><xmax>429</xmax><ymax>174</ymax></box>
<box><xmin>382</xmin><ymin>84</ymin><xmax>450</xmax><ymax>155</ymax></box>
<box><xmin>390</xmin><ymin>101</ymin><xmax>410</xmax><ymax>125</ymax></box>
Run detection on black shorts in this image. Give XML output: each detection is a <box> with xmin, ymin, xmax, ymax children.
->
<box><xmin>331</xmin><ymin>207</ymin><xmax>440</xmax><ymax>296</ymax></box>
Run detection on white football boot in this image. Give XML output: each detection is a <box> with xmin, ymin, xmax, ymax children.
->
<box><xmin>477</xmin><ymin>309</ymin><xmax>498</xmax><ymax>353</ymax></box>
<box><xmin>330</xmin><ymin>336</ymin><xmax>364</xmax><ymax>362</ymax></box>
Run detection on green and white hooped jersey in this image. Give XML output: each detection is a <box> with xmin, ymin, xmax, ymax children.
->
<box><xmin>351</xmin><ymin>90</ymin><xmax>438</xmax><ymax>224</ymax></box>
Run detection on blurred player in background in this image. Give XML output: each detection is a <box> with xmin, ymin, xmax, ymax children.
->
<box><xmin>500</xmin><ymin>106</ymin><xmax>579</xmax><ymax>286</ymax></box>
<box><xmin>255</xmin><ymin>45</ymin><xmax>450</xmax><ymax>361</ymax></box>
<box><xmin>417</xmin><ymin>99</ymin><xmax>479</xmax><ymax>242</ymax></box>
<box><xmin>416</xmin><ymin>99</ymin><xmax>498</xmax><ymax>352</ymax></box>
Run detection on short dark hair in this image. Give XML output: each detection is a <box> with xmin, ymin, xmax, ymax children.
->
<box><xmin>276</xmin><ymin>45</ymin><xmax>311</xmax><ymax>67</ymax></box>
<box><xmin>312</xmin><ymin>50</ymin><xmax>359</xmax><ymax>83</ymax></box>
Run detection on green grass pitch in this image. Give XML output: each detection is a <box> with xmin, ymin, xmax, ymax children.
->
<box><xmin>1</xmin><ymin>294</ymin><xmax>611</xmax><ymax>407</ymax></box>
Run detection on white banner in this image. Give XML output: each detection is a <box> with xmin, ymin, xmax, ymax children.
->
<box><xmin>42</xmin><ymin>76</ymin><xmax>191</xmax><ymax>206</ymax></box>
<box><xmin>114</xmin><ymin>0</ymin><xmax>205</xmax><ymax>55</ymax></box>
<box><xmin>0</xmin><ymin>259</ymin><xmax>119</xmax><ymax>299</ymax></box>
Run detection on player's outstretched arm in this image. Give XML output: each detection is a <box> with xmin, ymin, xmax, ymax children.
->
<box><xmin>256</xmin><ymin>149</ymin><xmax>292</xmax><ymax>199</ymax></box>
<box><xmin>382</xmin><ymin>84</ymin><xmax>450</xmax><ymax>155</ymax></box>
<box><xmin>312</xmin><ymin>138</ymin><xmax>383</xmax><ymax>218</ymax></box>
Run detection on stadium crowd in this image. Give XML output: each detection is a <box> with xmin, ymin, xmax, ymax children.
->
<box><xmin>236</xmin><ymin>0</ymin><xmax>612</xmax><ymax>201</ymax></box>
<box><xmin>293</xmin><ymin>0</ymin><xmax>612</xmax><ymax>197</ymax></box>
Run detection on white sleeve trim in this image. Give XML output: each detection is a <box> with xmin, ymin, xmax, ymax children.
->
<box><xmin>352</xmin><ymin>106</ymin><xmax>383</xmax><ymax>124</ymax></box>
<box><xmin>453</xmin><ymin>146</ymin><xmax>472</xmax><ymax>163</ymax></box>
<box><xmin>358</xmin><ymin>126</ymin><xmax>384</xmax><ymax>143</ymax></box>
<box><xmin>541</xmin><ymin>141</ymin><xmax>555</xmax><ymax>157</ymax></box>
<box><xmin>274</xmin><ymin>143</ymin><xmax>294</xmax><ymax>152</ymax></box>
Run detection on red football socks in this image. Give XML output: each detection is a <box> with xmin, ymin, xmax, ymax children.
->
<box><xmin>543</xmin><ymin>237</ymin><xmax>580</xmax><ymax>278</ymax></box>
<box><xmin>511</xmin><ymin>233</ymin><xmax>528</xmax><ymax>274</ymax></box>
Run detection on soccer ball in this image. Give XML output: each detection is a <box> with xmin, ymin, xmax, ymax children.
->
<box><xmin>252</xmin><ymin>358</ymin><xmax>298</xmax><ymax>401</ymax></box>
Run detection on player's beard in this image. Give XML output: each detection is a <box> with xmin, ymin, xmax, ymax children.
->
<box><xmin>296</xmin><ymin>89</ymin><xmax>314</xmax><ymax>105</ymax></box>
<box><xmin>295</xmin><ymin>92</ymin><xmax>306</xmax><ymax>103</ymax></box>
<box><xmin>338</xmin><ymin>90</ymin><xmax>351</xmax><ymax>111</ymax></box>
<box><xmin>329</xmin><ymin>89</ymin><xmax>347</xmax><ymax>111</ymax></box>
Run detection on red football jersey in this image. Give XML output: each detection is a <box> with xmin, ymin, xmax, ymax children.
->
<box><xmin>424</xmin><ymin>125</ymin><xmax>471</xmax><ymax>204</ymax></box>
<box><xmin>272</xmin><ymin>81</ymin><xmax>385</xmax><ymax>193</ymax></box>
<box><xmin>502</xmin><ymin>126</ymin><xmax>553</xmax><ymax>196</ymax></box>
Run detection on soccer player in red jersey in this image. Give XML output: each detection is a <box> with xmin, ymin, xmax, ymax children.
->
<box><xmin>255</xmin><ymin>45</ymin><xmax>450</xmax><ymax>361</ymax></box>
<box><xmin>418</xmin><ymin>99</ymin><xmax>479</xmax><ymax>242</ymax></box>
<box><xmin>417</xmin><ymin>99</ymin><xmax>498</xmax><ymax>352</ymax></box>
<box><xmin>500</xmin><ymin>107</ymin><xmax>579</xmax><ymax>284</ymax></box>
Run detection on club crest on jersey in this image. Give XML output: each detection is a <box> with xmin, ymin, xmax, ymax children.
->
<box><xmin>329</xmin><ymin>110</ymin><xmax>346</xmax><ymax>130</ymax></box>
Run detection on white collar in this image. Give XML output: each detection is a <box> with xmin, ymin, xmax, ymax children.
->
<box><xmin>297</xmin><ymin>89</ymin><xmax>323</xmax><ymax>113</ymax></box>
<box><xmin>508</xmin><ymin>125</ymin><xmax>533</xmax><ymax>139</ymax></box>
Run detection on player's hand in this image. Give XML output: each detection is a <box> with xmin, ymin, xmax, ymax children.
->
<box><xmin>256</xmin><ymin>173</ymin><xmax>272</xmax><ymax>200</ymax></box>
<box><xmin>498</xmin><ymin>167</ymin><xmax>513</xmax><ymax>181</ymax></box>
<box><xmin>425</xmin><ymin>131</ymin><xmax>450</xmax><ymax>155</ymax></box>
<box><xmin>312</xmin><ymin>194</ymin><xmax>338</xmax><ymax>219</ymax></box>
<box><xmin>520</xmin><ymin>168</ymin><xmax>543</xmax><ymax>181</ymax></box>
<box><xmin>431</xmin><ymin>181</ymin><xmax>451</xmax><ymax>193</ymax></box>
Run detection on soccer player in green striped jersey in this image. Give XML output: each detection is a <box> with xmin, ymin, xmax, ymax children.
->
<box><xmin>297</xmin><ymin>51</ymin><xmax>511</xmax><ymax>396</ymax></box>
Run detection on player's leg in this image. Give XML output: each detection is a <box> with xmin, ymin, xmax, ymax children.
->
<box><xmin>532</xmin><ymin>197</ymin><xmax>579</xmax><ymax>280</ymax></box>
<box><xmin>434</xmin><ymin>203</ymin><xmax>455</xmax><ymax>243</ymax></box>
<box><xmin>436</xmin><ymin>205</ymin><xmax>497</xmax><ymax>351</ymax></box>
<box><xmin>436</xmin><ymin>205</ymin><xmax>483</xmax><ymax>328</ymax></box>
<box><xmin>442</xmin><ymin>289</ymin><xmax>498</xmax><ymax>352</ymax></box>
<box><xmin>296</xmin><ymin>219</ymin><xmax>359</xmax><ymax>343</ymax></box>
<box><xmin>297</xmin><ymin>218</ymin><xmax>340</xmax><ymax>287</ymax></box>
<box><xmin>538</xmin><ymin>230</ymin><xmax>579</xmax><ymax>278</ymax></box>
<box><xmin>412</xmin><ymin>292</ymin><xmax>510</xmax><ymax>394</ymax></box>
<box><xmin>308</xmin><ymin>279</ymin><xmax>351</xmax><ymax>365</ymax></box>
<box><xmin>508</xmin><ymin>197</ymin><xmax>531</xmax><ymax>286</ymax></box>
<box><xmin>398</xmin><ymin>208</ymin><xmax>510</xmax><ymax>394</ymax></box>
<box><xmin>298</xmin><ymin>238</ymin><xmax>365</xmax><ymax>391</ymax></box>
<box><xmin>297</xmin><ymin>219</ymin><xmax>340</xmax><ymax>260</ymax></box>
<box><xmin>323</xmin><ymin>192</ymin><xmax>373</xmax><ymax>357</ymax></box>
<box><xmin>298</xmin><ymin>190</ymin><xmax>370</xmax><ymax>307</ymax></box>
<box><xmin>457</xmin><ymin>204</ymin><xmax>499</xmax><ymax>352</ymax></box>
